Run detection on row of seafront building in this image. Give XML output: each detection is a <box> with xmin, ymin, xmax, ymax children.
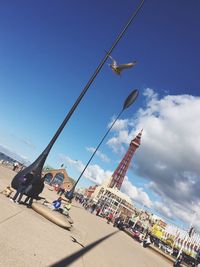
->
<box><xmin>78</xmin><ymin>177</ymin><xmax>200</xmax><ymax>259</ymax></box>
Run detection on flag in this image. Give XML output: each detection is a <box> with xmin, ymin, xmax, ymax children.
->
<box><xmin>189</xmin><ymin>226</ymin><xmax>195</xmax><ymax>238</ymax></box>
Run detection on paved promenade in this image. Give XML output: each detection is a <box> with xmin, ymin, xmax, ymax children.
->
<box><xmin>0</xmin><ymin>165</ymin><xmax>172</xmax><ymax>267</ymax></box>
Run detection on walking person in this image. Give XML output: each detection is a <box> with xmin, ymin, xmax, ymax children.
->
<box><xmin>142</xmin><ymin>235</ymin><xmax>151</xmax><ymax>248</ymax></box>
<box><xmin>13</xmin><ymin>162</ymin><xmax>19</xmax><ymax>171</ymax></box>
<box><xmin>10</xmin><ymin>171</ymin><xmax>34</xmax><ymax>204</ymax></box>
<box><xmin>90</xmin><ymin>203</ymin><xmax>97</xmax><ymax>213</ymax></box>
<box><xmin>107</xmin><ymin>212</ymin><xmax>113</xmax><ymax>224</ymax></box>
<box><xmin>96</xmin><ymin>207</ymin><xmax>102</xmax><ymax>216</ymax></box>
<box><xmin>173</xmin><ymin>253</ymin><xmax>183</xmax><ymax>267</ymax></box>
<box><xmin>113</xmin><ymin>216</ymin><xmax>122</xmax><ymax>228</ymax></box>
<box><xmin>57</xmin><ymin>186</ymin><xmax>65</xmax><ymax>196</ymax></box>
<box><xmin>62</xmin><ymin>200</ymin><xmax>72</xmax><ymax>215</ymax></box>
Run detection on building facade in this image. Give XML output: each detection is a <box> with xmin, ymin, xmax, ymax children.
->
<box><xmin>90</xmin><ymin>177</ymin><xmax>135</xmax><ymax>219</ymax></box>
<box><xmin>43</xmin><ymin>168</ymin><xmax>75</xmax><ymax>191</ymax></box>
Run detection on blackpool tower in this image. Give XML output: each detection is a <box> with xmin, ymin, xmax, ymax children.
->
<box><xmin>109</xmin><ymin>130</ymin><xmax>143</xmax><ymax>190</ymax></box>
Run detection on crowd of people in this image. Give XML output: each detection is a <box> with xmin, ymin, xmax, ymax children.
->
<box><xmin>74</xmin><ymin>194</ymin><xmax>122</xmax><ymax>226</ymax></box>
<box><xmin>56</xmin><ymin>185</ymin><xmax>69</xmax><ymax>197</ymax></box>
<box><xmin>0</xmin><ymin>160</ymin><xmax>24</xmax><ymax>172</ymax></box>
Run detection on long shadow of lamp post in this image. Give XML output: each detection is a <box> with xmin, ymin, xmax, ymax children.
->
<box><xmin>65</xmin><ymin>89</ymin><xmax>139</xmax><ymax>200</ymax></box>
<box><xmin>11</xmin><ymin>0</ymin><xmax>145</xmax><ymax>189</ymax></box>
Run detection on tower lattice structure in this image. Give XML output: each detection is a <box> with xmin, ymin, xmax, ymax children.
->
<box><xmin>109</xmin><ymin>130</ymin><xmax>143</xmax><ymax>190</ymax></box>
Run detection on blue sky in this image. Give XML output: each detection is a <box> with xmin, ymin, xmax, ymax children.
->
<box><xmin>0</xmin><ymin>0</ymin><xmax>200</xmax><ymax>228</ymax></box>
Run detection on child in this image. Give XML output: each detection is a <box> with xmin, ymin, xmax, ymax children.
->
<box><xmin>50</xmin><ymin>197</ymin><xmax>62</xmax><ymax>210</ymax></box>
<box><xmin>62</xmin><ymin>200</ymin><xmax>72</xmax><ymax>215</ymax></box>
<box><xmin>1</xmin><ymin>186</ymin><xmax>14</xmax><ymax>197</ymax></box>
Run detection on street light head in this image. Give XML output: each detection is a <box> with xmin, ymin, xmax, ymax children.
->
<box><xmin>123</xmin><ymin>89</ymin><xmax>139</xmax><ymax>110</ymax></box>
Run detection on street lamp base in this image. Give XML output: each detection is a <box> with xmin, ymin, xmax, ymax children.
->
<box><xmin>65</xmin><ymin>189</ymin><xmax>75</xmax><ymax>200</ymax></box>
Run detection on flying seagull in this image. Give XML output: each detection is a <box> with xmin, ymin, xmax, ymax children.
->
<box><xmin>108</xmin><ymin>54</ymin><xmax>138</xmax><ymax>76</ymax></box>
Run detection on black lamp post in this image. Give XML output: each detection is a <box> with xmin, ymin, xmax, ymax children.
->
<box><xmin>65</xmin><ymin>89</ymin><xmax>139</xmax><ymax>200</ymax></box>
<box><xmin>11</xmin><ymin>0</ymin><xmax>145</xmax><ymax>190</ymax></box>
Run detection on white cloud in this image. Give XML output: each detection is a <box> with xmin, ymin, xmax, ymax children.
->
<box><xmin>122</xmin><ymin>177</ymin><xmax>152</xmax><ymax>208</ymax></box>
<box><xmin>143</xmin><ymin>88</ymin><xmax>158</xmax><ymax>101</ymax></box>
<box><xmin>153</xmin><ymin>199</ymin><xmax>200</xmax><ymax>231</ymax></box>
<box><xmin>58</xmin><ymin>154</ymin><xmax>112</xmax><ymax>185</ymax></box>
<box><xmin>86</xmin><ymin>147</ymin><xmax>110</xmax><ymax>163</ymax></box>
<box><xmin>154</xmin><ymin>201</ymin><xmax>173</xmax><ymax>218</ymax></box>
<box><xmin>0</xmin><ymin>143</ymin><xmax>30</xmax><ymax>164</ymax></box>
<box><xmin>108</xmin><ymin>118</ymin><xmax>129</xmax><ymax>132</ymax></box>
<box><xmin>20</xmin><ymin>138</ymin><xmax>36</xmax><ymax>149</ymax></box>
<box><xmin>107</xmin><ymin>130</ymin><xmax>131</xmax><ymax>154</ymax></box>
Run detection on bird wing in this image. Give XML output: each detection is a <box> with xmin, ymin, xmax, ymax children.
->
<box><xmin>106</xmin><ymin>53</ymin><xmax>118</xmax><ymax>66</ymax></box>
<box><xmin>117</xmin><ymin>61</ymin><xmax>138</xmax><ymax>71</ymax></box>
<box><xmin>107</xmin><ymin>54</ymin><xmax>114</xmax><ymax>61</ymax></box>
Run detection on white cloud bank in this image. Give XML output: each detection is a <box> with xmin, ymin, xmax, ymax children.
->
<box><xmin>86</xmin><ymin>147</ymin><xmax>110</xmax><ymax>163</ymax></box>
<box><xmin>122</xmin><ymin>177</ymin><xmax>152</xmax><ymax>208</ymax></box>
<box><xmin>58</xmin><ymin>154</ymin><xmax>112</xmax><ymax>185</ymax></box>
<box><xmin>0</xmin><ymin>144</ymin><xmax>30</xmax><ymax>165</ymax></box>
<box><xmin>107</xmin><ymin>88</ymin><xmax>200</xmax><ymax>228</ymax></box>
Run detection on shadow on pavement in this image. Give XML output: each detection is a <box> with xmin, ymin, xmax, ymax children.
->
<box><xmin>50</xmin><ymin>231</ymin><xmax>118</xmax><ymax>267</ymax></box>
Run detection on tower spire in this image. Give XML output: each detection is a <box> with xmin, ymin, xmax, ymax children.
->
<box><xmin>109</xmin><ymin>130</ymin><xmax>143</xmax><ymax>190</ymax></box>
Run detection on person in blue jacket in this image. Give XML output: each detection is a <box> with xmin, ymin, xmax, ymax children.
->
<box><xmin>51</xmin><ymin>197</ymin><xmax>62</xmax><ymax>210</ymax></box>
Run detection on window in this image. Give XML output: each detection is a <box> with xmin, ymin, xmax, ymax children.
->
<box><xmin>51</xmin><ymin>172</ymin><xmax>64</xmax><ymax>185</ymax></box>
<box><xmin>44</xmin><ymin>173</ymin><xmax>53</xmax><ymax>184</ymax></box>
